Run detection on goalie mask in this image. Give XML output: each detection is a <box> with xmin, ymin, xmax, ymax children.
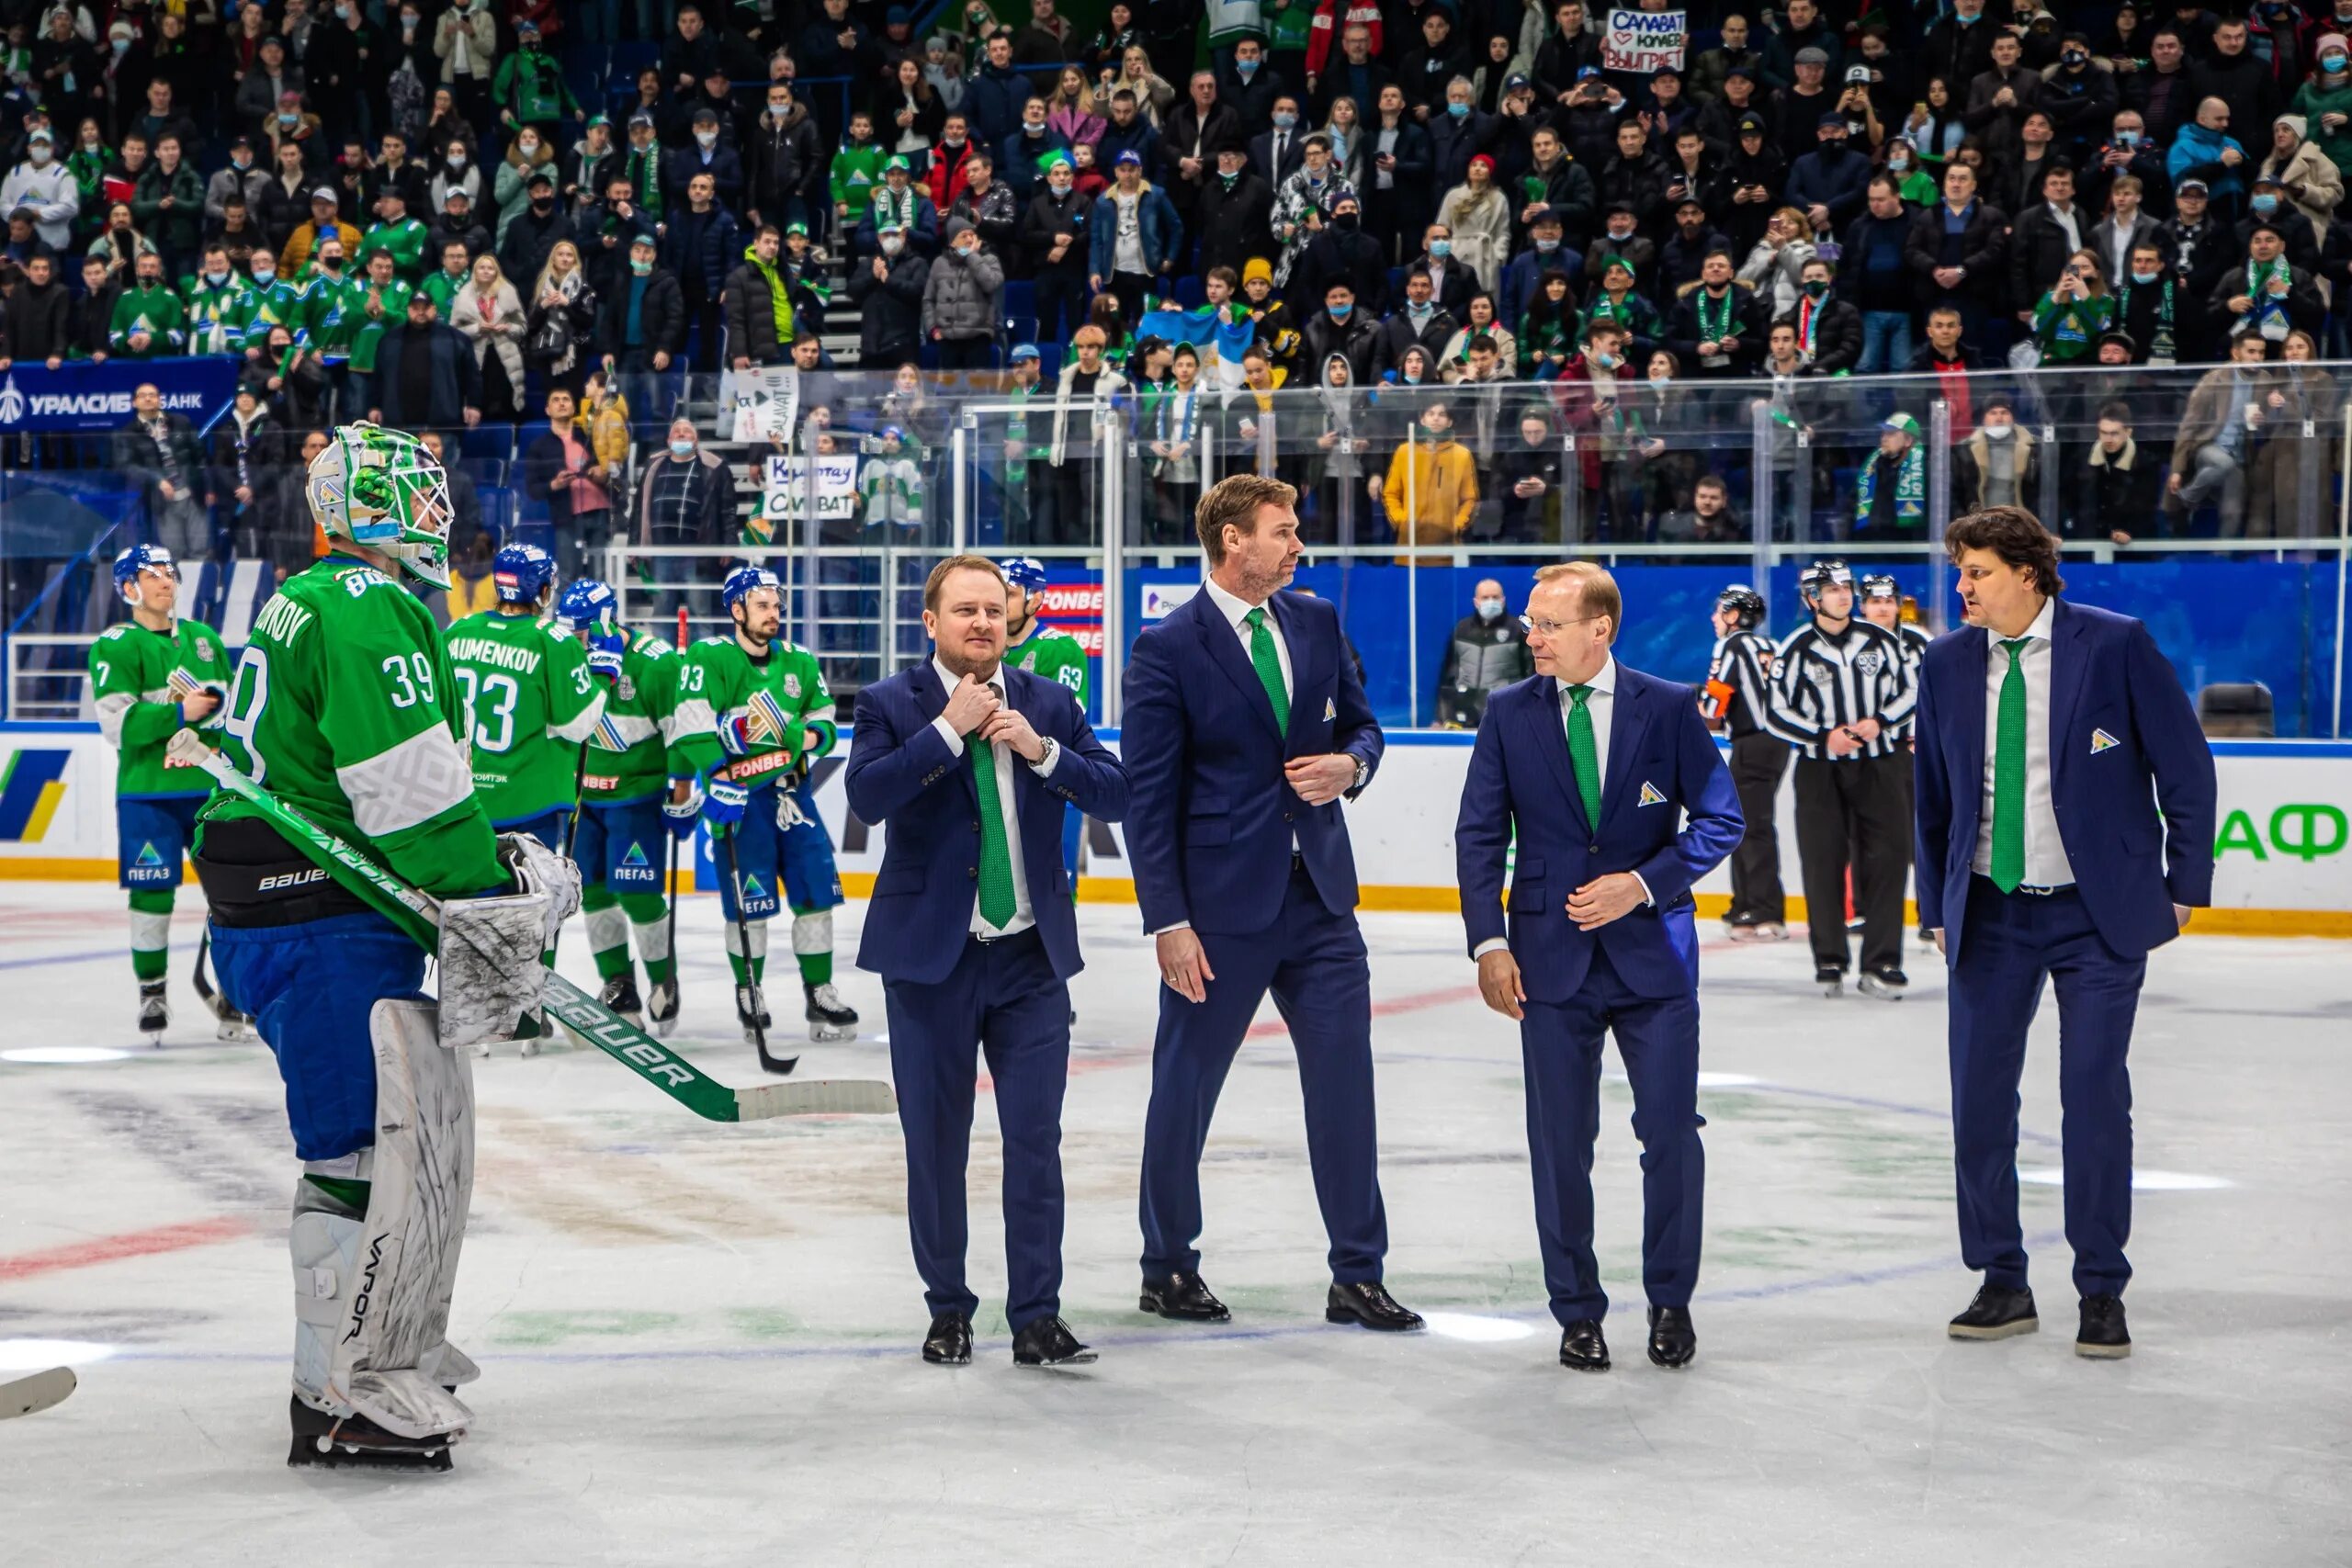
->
<box><xmin>308</xmin><ymin>423</ymin><xmax>456</xmax><ymax>590</ymax></box>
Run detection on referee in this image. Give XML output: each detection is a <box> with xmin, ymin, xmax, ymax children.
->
<box><xmin>1764</xmin><ymin>560</ymin><xmax>1916</xmax><ymax>998</ymax></box>
<box><xmin>1859</xmin><ymin>573</ymin><xmax>1933</xmax><ymax>863</ymax></box>
<box><xmin>1703</xmin><ymin>584</ymin><xmax>1787</xmax><ymax>941</ymax></box>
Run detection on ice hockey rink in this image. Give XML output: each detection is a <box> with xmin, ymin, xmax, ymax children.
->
<box><xmin>2</xmin><ymin>882</ymin><xmax>2346</xmax><ymax>1566</ymax></box>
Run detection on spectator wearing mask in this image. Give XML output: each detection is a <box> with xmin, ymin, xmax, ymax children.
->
<box><xmin>1300</xmin><ymin>278</ymin><xmax>1382</xmax><ymax>384</ymax></box>
<box><xmin>848</xmin><ymin>217</ymin><xmax>930</xmax><ymax>365</ymax></box>
<box><xmin>205</xmin><ymin>137</ymin><xmax>274</xmax><ymax>231</ymax></box>
<box><xmin>499</xmin><ymin>168</ymin><xmax>576</xmax><ymax>291</ymax></box>
<box><xmin>427</xmin><ymin>187</ymin><xmax>493</xmax><ymax>273</ymax></box>
<box><xmin>0</xmin><ymin>129</ymin><xmax>75</xmax><ymax>253</ymax></box>
<box><xmin>2289</xmin><ymin>35</ymin><xmax>2352</xmax><ymax>176</ymax></box>
<box><xmin>108</xmin><ymin>252</ymin><xmax>187</xmax><ymax>360</ymax></box>
<box><xmin>492</xmin><ymin>20</ymin><xmax>582</xmax><ymax>142</ymax></box>
<box><xmin>923</xmin><ymin>216</ymin><xmax>1004</xmax><ymax>369</ymax></box>
<box><xmin>595</xmin><ymin>235</ymin><xmax>685</xmax><ymax>417</ymax></box>
<box><xmin>1018</xmin><ymin>153</ymin><xmax>1092</xmax><ymax>342</ymax></box>
<box><xmin>1434</xmin><ymin>578</ymin><xmax>1533</xmax><ymax>728</ymax></box>
<box><xmin>858</xmin><ymin>155</ymin><xmax>942</xmax><ymax>259</ymax></box>
<box><xmin>578</xmin><ymin>174</ymin><xmax>657</xmax><ymax>297</ymax></box>
<box><xmin>2114</xmin><ymin>241</ymin><xmax>2184</xmax><ymax>365</ymax></box>
<box><xmin>435</xmin><ymin>0</ymin><xmax>501</xmax><ymax>132</ymax></box>
<box><xmin>1790</xmin><ymin>256</ymin><xmax>1862</xmax><ymax>374</ymax></box>
<box><xmin>1193</xmin><ymin>141</ymin><xmax>1276</xmax><ymax>281</ymax></box>
<box><xmin>749</xmin><ymin>82</ymin><xmax>823</xmax><ymax>234</ymax></box>
<box><xmin>1953</xmin><ymin>396</ymin><xmax>2042</xmax><ymax>513</ymax></box>
<box><xmin>669</xmin><ymin>107</ymin><xmax>748</xmax><ymax>217</ymax></box>
<box><xmin>635</xmin><ymin>415</ymin><xmax>738</xmax><ymax>616</ymax></box>
<box><xmin>1291</xmin><ymin>188</ymin><xmax>1386</xmax><ymax>312</ymax></box>
<box><xmin>2042</xmin><ymin>34</ymin><xmax>2120</xmax><ymax>166</ymax></box>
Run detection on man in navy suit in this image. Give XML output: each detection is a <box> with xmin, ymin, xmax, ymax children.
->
<box><xmin>1455</xmin><ymin>562</ymin><xmax>1745</xmax><ymax>1372</ymax></box>
<box><xmin>1122</xmin><ymin>473</ymin><xmax>1423</xmax><ymax>1334</ymax></box>
<box><xmin>1915</xmin><ymin>506</ymin><xmax>2216</xmax><ymax>1360</ymax></box>
<box><xmin>845</xmin><ymin>555</ymin><xmax>1130</xmax><ymax>1370</ymax></box>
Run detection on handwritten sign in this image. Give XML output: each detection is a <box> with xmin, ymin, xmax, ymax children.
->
<box><xmin>1603</xmin><ymin>8</ymin><xmax>1685</xmax><ymax>72</ymax></box>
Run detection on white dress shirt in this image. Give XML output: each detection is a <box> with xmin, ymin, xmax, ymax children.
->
<box><xmin>928</xmin><ymin>657</ymin><xmax>1062</xmax><ymax>938</ymax></box>
<box><xmin>1972</xmin><ymin>596</ymin><xmax>2075</xmax><ymax>888</ymax></box>
<box><xmin>1473</xmin><ymin>655</ymin><xmax>1647</xmax><ymax>959</ymax></box>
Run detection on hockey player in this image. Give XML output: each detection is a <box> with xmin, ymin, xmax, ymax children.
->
<box><xmin>998</xmin><ymin>556</ymin><xmax>1089</xmax><ymax>894</ymax></box>
<box><xmin>89</xmin><ymin>544</ymin><xmax>238</xmax><ymax>1041</ymax></box>
<box><xmin>193</xmin><ymin>423</ymin><xmax>579</xmax><ymax>1469</ymax></box>
<box><xmin>672</xmin><ymin>565</ymin><xmax>857</xmax><ymax>1064</ymax></box>
<box><xmin>553</xmin><ymin>577</ymin><xmax>691</xmax><ymax>1032</ymax></box>
<box><xmin>443</xmin><ymin>543</ymin><xmax>611</xmax><ymax>850</ymax></box>
<box><xmin>1702</xmin><ymin>582</ymin><xmax>1788</xmax><ymax>942</ymax></box>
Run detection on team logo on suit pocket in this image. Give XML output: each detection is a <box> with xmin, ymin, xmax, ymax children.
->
<box><xmin>1637</xmin><ymin>782</ymin><xmax>1667</xmax><ymax>807</ymax></box>
<box><xmin>2090</xmin><ymin>728</ymin><xmax>2120</xmax><ymax>754</ymax></box>
<box><xmin>1324</xmin><ymin>696</ymin><xmax>1335</xmax><ymax>720</ymax></box>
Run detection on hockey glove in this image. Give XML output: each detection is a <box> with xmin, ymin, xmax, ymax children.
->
<box><xmin>662</xmin><ymin>780</ymin><xmax>706</xmax><ymax>840</ymax></box>
<box><xmin>585</xmin><ymin>626</ymin><xmax>627</xmax><ymax>682</ymax></box>
<box><xmin>716</xmin><ymin>712</ymin><xmax>757</xmax><ymax>757</ymax></box>
<box><xmin>702</xmin><ymin>775</ymin><xmax>750</xmax><ymax>829</ymax></box>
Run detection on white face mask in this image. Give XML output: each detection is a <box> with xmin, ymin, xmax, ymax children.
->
<box><xmin>880</xmin><ymin>234</ymin><xmax>904</xmax><ymax>254</ymax></box>
<box><xmin>1476</xmin><ymin>597</ymin><xmax>1504</xmax><ymax>620</ymax></box>
<box><xmin>1983</xmin><ymin>422</ymin><xmax>2013</xmax><ymax>440</ymax></box>
<box><xmin>695</xmin><ymin>130</ymin><xmax>718</xmax><ymax>148</ymax></box>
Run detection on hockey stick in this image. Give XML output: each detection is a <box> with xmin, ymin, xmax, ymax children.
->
<box><xmin>0</xmin><ymin>1367</ymin><xmax>74</xmax><ymax>1420</ymax></box>
<box><xmin>716</xmin><ymin>824</ymin><xmax>794</xmax><ymax>1076</ymax></box>
<box><xmin>189</xmin><ymin>930</ymin><xmax>255</xmax><ymax>1038</ymax></box>
<box><xmin>164</xmin><ymin>731</ymin><xmax>890</xmax><ymax>1123</ymax></box>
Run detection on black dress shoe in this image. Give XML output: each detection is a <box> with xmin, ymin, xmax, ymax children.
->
<box><xmin>1011</xmin><ymin>1314</ymin><xmax>1097</xmax><ymax>1368</ymax></box>
<box><xmin>1948</xmin><ymin>1282</ymin><xmax>2039</xmax><ymax>1340</ymax></box>
<box><xmin>1325</xmin><ymin>1280</ymin><xmax>1424</xmax><ymax>1332</ymax></box>
<box><xmin>1139</xmin><ymin>1270</ymin><xmax>1230</xmax><ymax>1322</ymax></box>
<box><xmin>2075</xmin><ymin>1294</ymin><xmax>2132</xmax><ymax>1359</ymax></box>
<box><xmin>1646</xmin><ymin>1304</ymin><xmax>1696</xmax><ymax>1369</ymax></box>
<box><xmin>922</xmin><ymin>1311</ymin><xmax>972</xmax><ymax>1365</ymax></box>
<box><xmin>1558</xmin><ymin>1319</ymin><xmax>1611</xmax><ymax>1372</ymax></box>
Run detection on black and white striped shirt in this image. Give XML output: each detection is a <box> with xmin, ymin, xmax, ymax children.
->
<box><xmin>1765</xmin><ymin>617</ymin><xmax>1917</xmax><ymax>761</ymax></box>
<box><xmin>1883</xmin><ymin>622</ymin><xmax>1932</xmax><ymax>741</ymax></box>
<box><xmin>1705</xmin><ymin>629</ymin><xmax>1777</xmax><ymax>739</ymax></box>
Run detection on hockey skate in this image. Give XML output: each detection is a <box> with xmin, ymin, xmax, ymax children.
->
<box><xmin>599</xmin><ymin>974</ymin><xmax>646</xmax><ymax>1030</ymax></box>
<box><xmin>136</xmin><ymin>979</ymin><xmax>169</xmax><ymax>1044</ymax></box>
<box><xmin>286</xmin><ymin>1395</ymin><xmax>458</xmax><ymax>1473</ymax></box>
<box><xmin>1724</xmin><ymin>916</ymin><xmax>1787</xmax><ymax>943</ymax></box>
<box><xmin>805</xmin><ymin>981</ymin><xmax>857</xmax><ymax>1043</ymax></box>
<box><xmin>1815</xmin><ymin>964</ymin><xmax>1845</xmax><ymax>997</ymax></box>
<box><xmin>1857</xmin><ymin>966</ymin><xmax>1908</xmax><ymax>1001</ymax></box>
<box><xmin>740</xmin><ymin>984</ymin><xmax>798</xmax><ymax>1075</ymax></box>
<box><xmin>647</xmin><ymin>976</ymin><xmax>680</xmax><ymax>1035</ymax></box>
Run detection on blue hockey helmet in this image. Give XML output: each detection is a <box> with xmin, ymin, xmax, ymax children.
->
<box><xmin>721</xmin><ymin>564</ymin><xmax>782</xmax><ymax>613</ymax></box>
<box><xmin>999</xmin><ymin>556</ymin><xmax>1049</xmax><ymax>593</ymax></box>
<box><xmin>555</xmin><ymin>577</ymin><xmax>618</xmax><ymax>631</ymax></box>
<box><xmin>112</xmin><ymin>542</ymin><xmax>178</xmax><ymax>602</ymax></box>
<box><xmin>492</xmin><ymin>542</ymin><xmax>557</xmax><ymax>605</ymax></box>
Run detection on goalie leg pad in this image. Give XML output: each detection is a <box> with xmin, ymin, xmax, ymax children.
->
<box><xmin>290</xmin><ymin>998</ymin><xmax>476</xmax><ymax>1441</ymax></box>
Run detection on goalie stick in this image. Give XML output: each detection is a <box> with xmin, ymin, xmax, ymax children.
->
<box><xmin>164</xmin><ymin>730</ymin><xmax>895</xmax><ymax>1124</ymax></box>
<box><xmin>0</xmin><ymin>1368</ymin><xmax>75</xmax><ymax>1420</ymax></box>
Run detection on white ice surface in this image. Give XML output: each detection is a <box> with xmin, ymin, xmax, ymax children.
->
<box><xmin>1</xmin><ymin>885</ymin><xmax>2346</xmax><ymax>1565</ymax></box>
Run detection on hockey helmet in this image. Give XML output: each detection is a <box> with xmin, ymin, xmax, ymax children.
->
<box><xmin>306</xmin><ymin>422</ymin><xmax>455</xmax><ymax>589</ymax></box>
<box><xmin>721</xmin><ymin>564</ymin><xmax>782</xmax><ymax>613</ymax></box>
<box><xmin>112</xmin><ymin>542</ymin><xmax>178</xmax><ymax>603</ymax></box>
<box><xmin>999</xmin><ymin>556</ymin><xmax>1049</xmax><ymax>593</ymax></box>
<box><xmin>1714</xmin><ymin>582</ymin><xmax>1765</xmax><ymax>629</ymax></box>
<box><xmin>1797</xmin><ymin>558</ymin><xmax>1854</xmax><ymax>604</ymax></box>
<box><xmin>1857</xmin><ymin>572</ymin><xmax>1900</xmax><ymax>603</ymax></box>
<box><xmin>492</xmin><ymin>542</ymin><xmax>557</xmax><ymax>606</ymax></box>
<box><xmin>555</xmin><ymin>577</ymin><xmax>619</xmax><ymax>632</ymax></box>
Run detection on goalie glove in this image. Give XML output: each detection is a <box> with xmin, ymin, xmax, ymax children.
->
<box><xmin>663</xmin><ymin>780</ymin><xmax>706</xmax><ymax>840</ymax></box>
<box><xmin>499</xmin><ymin>830</ymin><xmax>582</xmax><ymax>951</ymax></box>
<box><xmin>702</xmin><ymin>775</ymin><xmax>749</xmax><ymax>829</ymax></box>
<box><xmin>585</xmin><ymin>626</ymin><xmax>627</xmax><ymax>682</ymax></box>
<box><xmin>435</xmin><ymin>833</ymin><xmax>582</xmax><ymax>1049</ymax></box>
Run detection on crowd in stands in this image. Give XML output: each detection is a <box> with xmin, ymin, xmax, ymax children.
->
<box><xmin>5</xmin><ymin>0</ymin><xmax>2352</xmax><ymax>623</ymax></box>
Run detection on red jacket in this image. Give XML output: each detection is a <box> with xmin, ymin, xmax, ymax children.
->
<box><xmin>924</xmin><ymin>139</ymin><xmax>977</xmax><ymax>210</ymax></box>
<box><xmin>1306</xmin><ymin>0</ymin><xmax>1385</xmax><ymax>79</ymax></box>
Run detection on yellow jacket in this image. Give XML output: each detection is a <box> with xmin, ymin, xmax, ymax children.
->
<box><xmin>587</xmin><ymin>390</ymin><xmax>633</xmax><ymax>469</ymax></box>
<box><xmin>444</xmin><ymin>568</ymin><xmax>499</xmax><ymax>621</ymax></box>
<box><xmin>1382</xmin><ymin>436</ymin><xmax>1478</xmax><ymax>561</ymax></box>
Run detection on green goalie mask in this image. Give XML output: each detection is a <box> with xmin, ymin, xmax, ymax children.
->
<box><xmin>308</xmin><ymin>423</ymin><xmax>456</xmax><ymax>589</ymax></box>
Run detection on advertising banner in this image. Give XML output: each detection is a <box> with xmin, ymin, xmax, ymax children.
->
<box><xmin>0</xmin><ymin>356</ymin><xmax>240</xmax><ymax>435</ymax></box>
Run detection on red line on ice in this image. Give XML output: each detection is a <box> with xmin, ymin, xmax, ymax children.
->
<box><xmin>0</xmin><ymin>1216</ymin><xmax>249</xmax><ymax>1282</ymax></box>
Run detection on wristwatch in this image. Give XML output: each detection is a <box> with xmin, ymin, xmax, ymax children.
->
<box><xmin>1351</xmin><ymin>758</ymin><xmax>1369</xmax><ymax>794</ymax></box>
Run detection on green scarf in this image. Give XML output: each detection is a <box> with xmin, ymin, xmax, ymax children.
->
<box><xmin>1855</xmin><ymin>444</ymin><xmax>1926</xmax><ymax>530</ymax></box>
<box><xmin>743</xmin><ymin>244</ymin><xmax>796</xmax><ymax>348</ymax></box>
<box><xmin>2116</xmin><ymin>276</ymin><xmax>2176</xmax><ymax>363</ymax></box>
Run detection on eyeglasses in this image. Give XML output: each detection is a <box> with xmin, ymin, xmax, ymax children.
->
<box><xmin>1520</xmin><ymin>613</ymin><xmax>1605</xmax><ymax>637</ymax></box>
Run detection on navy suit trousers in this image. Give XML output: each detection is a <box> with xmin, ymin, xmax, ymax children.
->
<box><xmin>1949</xmin><ymin>877</ymin><xmax>2143</xmax><ymax>1299</ymax></box>
<box><xmin>1138</xmin><ymin>863</ymin><xmax>1388</xmax><ymax>1282</ymax></box>
<box><xmin>885</xmin><ymin>926</ymin><xmax>1071</xmax><ymax>1332</ymax></box>
<box><xmin>1518</xmin><ymin>943</ymin><xmax>1707</xmax><ymax>1325</ymax></box>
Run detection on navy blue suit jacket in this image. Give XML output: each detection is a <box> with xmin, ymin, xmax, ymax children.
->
<box><xmin>1122</xmin><ymin>587</ymin><xmax>1383</xmax><ymax>936</ymax></box>
<box><xmin>846</xmin><ymin>660</ymin><xmax>1128</xmax><ymax>987</ymax></box>
<box><xmin>1913</xmin><ymin>597</ymin><xmax>2217</xmax><ymax>965</ymax></box>
<box><xmin>1454</xmin><ymin>665</ymin><xmax>1746</xmax><ymax>1002</ymax></box>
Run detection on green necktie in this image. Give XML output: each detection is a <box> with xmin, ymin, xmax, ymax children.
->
<box><xmin>1243</xmin><ymin>606</ymin><xmax>1289</xmax><ymax>731</ymax></box>
<box><xmin>1991</xmin><ymin>637</ymin><xmax>2030</xmax><ymax>893</ymax></box>
<box><xmin>968</xmin><ymin>730</ymin><xmax>1017</xmax><ymax>930</ymax></box>
<box><xmin>1565</xmin><ymin>683</ymin><xmax>1602</xmax><ymax>826</ymax></box>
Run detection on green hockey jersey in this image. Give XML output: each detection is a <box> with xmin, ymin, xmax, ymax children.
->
<box><xmin>581</xmin><ymin>630</ymin><xmax>685</xmax><ymax>805</ymax></box>
<box><xmin>670</xmin><ymin>635</ymin><xmax>837</xmax><ymax>790</ymax></box>
<box><xmin>444</xmin><ymin>609</ymin><xmax>608</xmax><ymax>826</ymax></box>
<box><xmin>89</xmin><ymin>617</ymin><xmax>235</xmax><ymax>799</ymax></box>
<box><xmin>201</xmin><ymin>555</ymin><xmax>503</xmax><ymax>899</ymax></box>
<box><xmin>1005</xmin><ymin>622</ymin><xmax>1091</xmax><ymax>710</ymax></box>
